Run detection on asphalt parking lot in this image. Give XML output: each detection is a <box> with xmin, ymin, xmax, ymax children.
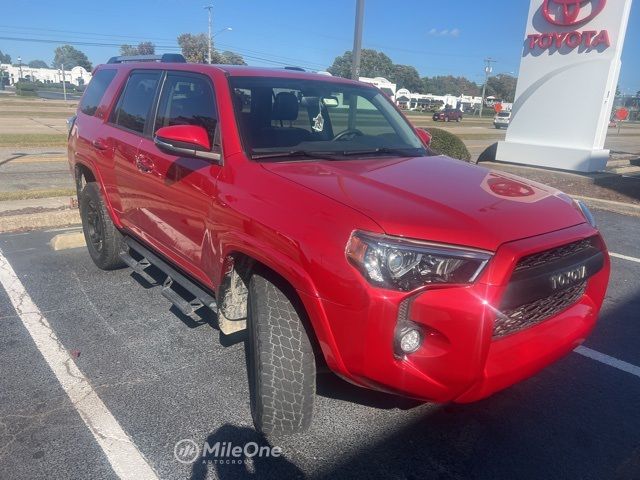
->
<box><xmin>0</xmin><ymin>209</ymin><xmax>639</xmax><ymax>480</ymax></box>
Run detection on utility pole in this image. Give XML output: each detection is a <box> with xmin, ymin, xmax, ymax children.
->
<box><xmin>479</xmin><ymin>57</ymin><xmax>495</xmax><ymax>117</ymax></box>
<box><xmin>60</xmin><ymin>64</ymin><xmax>67</xmax><ymax>101</ymax></box>
<box><xmin>204</xmin><ymin>4</ymin><xmax>213</xmax><ymax>64</ymax></box>
<box><xmin>350</xmin><ymin>0</ymin><xmax>365</xmax><ymax>80</ymax></box>
<box><xmin>17</xmin><ymin>56</ymin><xmax>22</xmax><ymax>81</ymax></box>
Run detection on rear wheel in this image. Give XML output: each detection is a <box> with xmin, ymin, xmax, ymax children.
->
<box><xmin>246</xmin><ymin>272</ymin><xmax>316</xmax><ymax>436</ymax></box>
<box><xmin>79</xmin><ymin>183</ymin><xmax>125</xmax><ymax>270</ymax></box>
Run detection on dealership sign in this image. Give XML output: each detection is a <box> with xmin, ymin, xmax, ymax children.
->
<box><xmin>497</xmin><ymin>0</ymin><xmax>633</xmax><ymax>172</ymax></box>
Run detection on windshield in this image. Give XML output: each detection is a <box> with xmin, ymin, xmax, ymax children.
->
<box><xmin>498</xmin><ymin>112</ymin><xmax>511</xmax><ymax>118</ymax></box>
<box><xmin>229</xmin><ymin>77</ymin><xmax>425</xmax><ymax>160</ymax></box>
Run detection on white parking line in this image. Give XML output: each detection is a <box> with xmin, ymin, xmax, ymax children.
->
<box><xmin>574</xmin><ymin>346</ymin><xmax>640</xmax><ymax>379</ymax></box>
<box><xmin>610</xmin><ymin>252</ymin><xmax>640</xmax><ymax>264</ymax></box>
<box><xmin>0</xmin><ymin>249</ymin><xmax>158</xmax><ymax>480</ymax></box>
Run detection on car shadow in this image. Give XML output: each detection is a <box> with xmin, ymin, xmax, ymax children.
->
<box><xmin>190</xmin><ymin>424</ymin><xmax>305</xmax><ymax>480</ymax></box>
<box><xmin>316</xmin><ymin>371</ymin><xmax>422</xmax><ymax>410</ymax></box>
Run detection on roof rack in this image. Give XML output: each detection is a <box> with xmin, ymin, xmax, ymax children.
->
<box><xmin>284</xmin><ymin>66</ymin><xmax>305</xmax><ymax>72</ymax></box>
<box><xmin>107</xmin><ymin>54</ymin><xmax>186</xmax><ymax>64</ymax></box>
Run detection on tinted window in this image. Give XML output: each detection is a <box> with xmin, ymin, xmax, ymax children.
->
<box><xmin>111</xmin><ymin>71</ymin><xmax>161</xmax><ymax>134</ymax></box>
<box><xmin>154</xmin><ymin>73</ymin><xmax>217</xmax><ymax>146</ymax></box>
<box><xmin>79</xmin><ymin>69</ymin><xmax>117</xmax><ymax>116</ymax></box>
<box><xmin>229</xmin><ymin>77</ymin><xmax>424</xmax><ymax>154</ymax></box>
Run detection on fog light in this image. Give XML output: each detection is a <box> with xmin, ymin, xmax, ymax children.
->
<box><xmin>399</xmin><ymin>328</ymin><xmax>422</xmax><ymax>353</ymax></box>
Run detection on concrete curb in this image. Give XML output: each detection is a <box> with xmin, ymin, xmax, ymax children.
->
<box><xmin>573</xmin><ymin>195</ymin><xmax>640</xmax><ymax>217</ymax></box>
<box><xmin>50</xmin><ymin>231</ymin><xmax>86</xmax><ymax>251</ymax></box>
<box><xmin>0</xmin><ymin>209</ymin><xmax>80</xmax><ymax>233</ymax></box>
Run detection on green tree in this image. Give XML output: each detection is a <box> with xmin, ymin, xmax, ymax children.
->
<box><xmin>177</xmin><ymin>33</ymin><xmax>209</xmax><ymax>63</ymax></box>
<box><xmin>391</xmin><ymin>64</ymin><xmax>422</xmax><ymax>92</ymax></box>
<box><xmin>120</xmin><ymin>45</ymin><xmax>137</xmax><ymax>56</ymax></box>
<box><xmin>137</xmin><ymin>42</ymin><xmax>155</xmax><ymax>55</ymax></box>
<box><xmin>0</xmin><ymin>50</ymin><xmax>11</xmax><ymax>64</ymax></box>
<box><xmin>422</xmin><ymin>76</ymin><xmax>479</xmax><ymax>96</ymax></box>
<box><xmin>219</xmin><ymin>51</ymin><xmax>246</xmax><ymax>65</ymax></box>
<box><xmin>486</xmin><ymin>74</ymin><xmax>518</xmax><ymax>102</ymax></box>
<box><xmin>327</xmin><ymin>49</ymin><xmax>394</xmax><ymax>79</ymax></box>
<box><xmin>52</xmin><ymin>45</ymin><xmax>92</xmax><ymax>70</ymax></box>
<box><xmin>28</xmin><ymin>60</ymin><xmax>49</xmax><ymax>68</ymax></box>
<box><xmin>120</xmin><ymin>42</ymin><xmax>156</xmax><ymax>56</ymax></box>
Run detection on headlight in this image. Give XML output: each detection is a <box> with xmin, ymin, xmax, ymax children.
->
<box><xmin>346</xmin><ymin>231</ymin><xmax>492</xmax><ymax>291</ymax></box>
<box><xmin>574</xmin><ymin>199</ymin><xmax>596</xmax><ymax>227</ymax></box>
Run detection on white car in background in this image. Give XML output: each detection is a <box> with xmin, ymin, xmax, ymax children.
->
<box><xmin>494</xmin><ymin>111</ymin><xmax>511</xmax><ymax>129</ymax></box>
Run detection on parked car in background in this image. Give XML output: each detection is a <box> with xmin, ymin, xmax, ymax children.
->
<box><xmin>433</xmin><ymin>107</ymin><xmax>463</xmax><ymax>122</ymax></box>
<box><xmin>494</xmin><ymin>111</ymin><xmax>511</xmax><ymax>129</ymax></box>
<box><xmin>68</xmin><ymin>54</ymin><xmax>610</xmax><ymax>436</ymax></box>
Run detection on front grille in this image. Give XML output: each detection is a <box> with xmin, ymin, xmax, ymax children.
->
<box><xmin>514</xmin><ymin>238</ymin><xmax>594</xmax><ymax>272</ymax></box>
<box><xmin>493</xmin><ymin>281</ymin><xmax>586</xmax><ymax>338</ymax></box>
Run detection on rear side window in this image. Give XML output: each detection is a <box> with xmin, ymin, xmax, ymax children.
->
<box><xmin>79</xmin><ymin>69</ymin><xmax>117</xmax><ymax>116</ymax></box>
<box><xmin>111</xmin><ymin>71</ymin><xmax>161</xmax><ymax>134</ymax></box>
<box><xmin>154</xmin><ymin>73</ymin><xmax>217</xmax><ymax>146</ymax></box>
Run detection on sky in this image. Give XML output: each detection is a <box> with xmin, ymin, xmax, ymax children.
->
<box><xmin>0</xmin><ymin>0</ymin><xmax>638</xmax><ymax>93</ymax></box>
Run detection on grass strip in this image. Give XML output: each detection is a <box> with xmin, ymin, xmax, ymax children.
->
<box><xmin>0</xmin><ymin>133</ymin><xmax>67</xmax><ymax>147</ymax></box>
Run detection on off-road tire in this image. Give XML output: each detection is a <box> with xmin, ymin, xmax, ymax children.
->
<box><xmin>246</xmin><ymin>272</ymin><xmax>316</xmax><ymax>436</ymax></box>
<box><xmin>79</xmin><ymin>183</ymin><xmax>125</xmax><ymax>270</ymax></box>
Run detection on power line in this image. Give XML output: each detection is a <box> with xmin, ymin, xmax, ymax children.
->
<box><xmin>0</xmin><ymin>24</ymin><xmax>329</xmax><ymax>69</ymax></box>
<box><xmin>0</xmin><ymin>35</ymin><xmax>325</xmax><ymax>70</ymax></box>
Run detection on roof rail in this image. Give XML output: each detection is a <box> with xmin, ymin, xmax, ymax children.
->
<box><xmin>107</xmin><ymin>54</ymin><xmax>186</xmax><ymax>64</ymax></box>
<box><xmin>284</xmin><ymin>66</ymin><xmax>305</xmax><ymax>72</ymax></box>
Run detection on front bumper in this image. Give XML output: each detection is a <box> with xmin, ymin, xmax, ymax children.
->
<box><xmin>312</xmin><ymin>223</ymin><xmax>610</xmax><ymax>403</ymax></box>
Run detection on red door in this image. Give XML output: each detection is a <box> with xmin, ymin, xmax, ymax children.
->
<box><xmin>105</xmin><ymin>70</ymin><xmax>162</xmax><ymax>233</ymax></box>
<box><xmin>133</xmin><ymin>71</ymin><xmax>222</xmax><ymax>284</ymax></box>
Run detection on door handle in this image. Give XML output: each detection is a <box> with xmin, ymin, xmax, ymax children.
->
<box><xmin>92</xmin><ymin>139</ymin><xmax>108</xmax><ymax>151</ymax></box>
<box><xmin>135</xmin><ymin>154</ymin><xmax>155</xmax><ymax>174</ymax></box>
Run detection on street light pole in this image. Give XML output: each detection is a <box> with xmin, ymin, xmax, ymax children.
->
<box><xmin>61</xmin><ymin>63</ymin><xmax>67</xmax><ymax>101</ymax></box>
<box><xmin>204</xmin><ymin>4</ymin><xmax>213</xmax><ymax>64</ymax></box>
<box><xmin>351</xmin><ymin>0</ymin><xmax>365</xmax><ymax>80</ymax></box>
<box><xmin>479</xmin><ymin>57</ymin><xmax>495</xmax><ymax>117</ymax></box>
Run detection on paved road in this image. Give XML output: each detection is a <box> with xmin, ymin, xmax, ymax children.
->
<box><xmin>0</xmin><ymin>149</ymin><xmax>71</xmax><ymax>193</ymax></box>
<box><xmin>0</xmin><ymin>210</ymin><xmax>639</xmax><ymax>479</ymax></box>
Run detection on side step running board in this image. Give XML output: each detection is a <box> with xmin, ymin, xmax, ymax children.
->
<box><xmin>120</xmin><ymin>250</ymin><xmax>151</xmax><ymax>275</ymax></box>
<box><xmin>119</xmin><ymin>236</ymin><xmax>218</xmax><ymax>315</ymax></box>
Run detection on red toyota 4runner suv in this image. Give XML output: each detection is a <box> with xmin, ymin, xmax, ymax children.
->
<box><xmin>68</xmin><ymin>55</ymin><xmax>610</xmax><ymax>435</ymax></box>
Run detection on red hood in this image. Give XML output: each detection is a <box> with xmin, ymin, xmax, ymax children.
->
<box><xmin>261</xmin><ymin>155</ymin><xmax>585</xmax><ymax>251</ymax></box>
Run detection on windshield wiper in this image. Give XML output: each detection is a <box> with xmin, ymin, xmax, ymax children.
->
<box><xmin>251</xmin><ymin>150</ymin><xmax>341</xmax><ymax>160</ymax></box>
<box><xmin>251</xmin><ymin>147</ymin><xmax>424</xmax><ymax>161</ymax></box>
<box><xmin>339</xmin><ymin>147</ymin><xmax>423</xmax><ymax>157</ymax></box>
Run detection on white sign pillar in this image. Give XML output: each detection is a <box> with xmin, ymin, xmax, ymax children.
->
<box><xmin>496</xmin><ymin>0</ymin><xmax>633</xmax><ymax>172</ymax></box>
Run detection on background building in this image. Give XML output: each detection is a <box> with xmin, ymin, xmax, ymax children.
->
<box><xmin>0</xmin><ymin>63</ymin><xmax>91</xmax><ymax>86</ymax></box>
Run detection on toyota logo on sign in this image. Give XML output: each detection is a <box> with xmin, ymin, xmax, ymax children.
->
<box><xmin>542</xmin><ymin>0</ymin><xmax>607</xmax><ymax>26</ymax></box>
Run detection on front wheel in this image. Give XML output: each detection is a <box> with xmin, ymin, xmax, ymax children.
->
<box><xmin>246</xmin><ymin>272</ymin><xmax>316</xmax><ymax>436</ymax></box>
<box><xmin>79</xmin><ymin>183</ymin><xmax>125</xmax><ymax>270</ymax></box>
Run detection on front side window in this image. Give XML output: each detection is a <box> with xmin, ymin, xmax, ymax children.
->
<box><xmin>229</xmin><ymin>77</ymin><xmax>425</xmax><ymax>160</ymax></box>
<box><xmin>154</xmin><ymin>73</ymin><xmax>218</xmax><ymax>148</ymax></box>
<box><xmin>79</xmin><ymin>69</ymin><xmax>117</xmax><ymax>116</ymax></box>
<box><xmin>111</xmin><ymin>71</ymin><xmax>161</xmax><ymax>134</ymax></box>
